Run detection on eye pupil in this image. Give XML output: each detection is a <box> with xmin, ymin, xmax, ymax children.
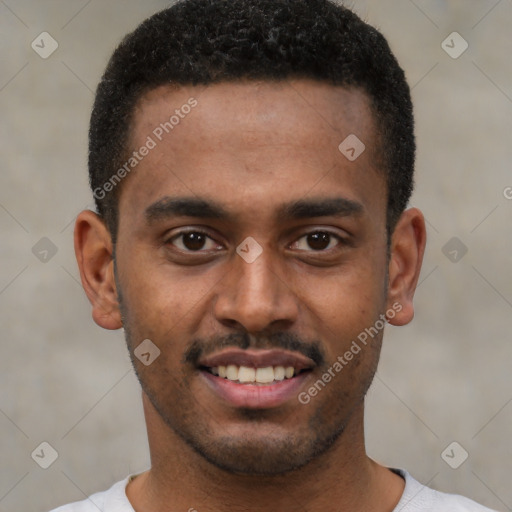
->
<box><xmin>308</xmin><ymin>232</ymin><xmax>330</xmax><ymax>251</ymax></box>
<box><xmin>183</xmin><ymin>232</ymin><xmax>206</xmax><ymax>251</ymax></box>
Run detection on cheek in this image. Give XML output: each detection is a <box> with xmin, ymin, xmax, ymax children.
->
<box><xmin>117</xmin><ymin>254</ymin><xmax>210</xmax><ymax>328</ymax></box>
<box><xmin>298</xmin><ymin>260</ymin><xmax>387</xmax><ymax>355</ymax></box>
<box><xmin>305</xmin><ymin>264</ymin><xmax>386</xmax><ymax>320</ymax></box>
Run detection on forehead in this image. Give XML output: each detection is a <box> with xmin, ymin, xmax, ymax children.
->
<box><xmin>133</xmin><ymin>80</ymin><xmax>376</xmax><ymax>148</ymax></box>
<box><xmin>119</xmin><ymin>80</ymin><xmax>385</xmax><ymax>226</ymax></box>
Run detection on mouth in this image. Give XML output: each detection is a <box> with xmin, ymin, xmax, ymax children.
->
<box><xmin>197</xmin><ymin>348</ymin><xmax>315</xmax><ymax>408</ymax></box>
<box><xmin>203</xmin><ymin>364</ymin><xmax>309</xmax><ymax>384</ymax></box>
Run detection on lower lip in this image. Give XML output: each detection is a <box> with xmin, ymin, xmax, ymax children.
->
<box><xmin>200</xmin><ymin>370</ymin><xmax>311</xmax><ymax>409</ymax></box>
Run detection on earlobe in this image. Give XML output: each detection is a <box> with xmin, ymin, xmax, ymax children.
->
<box><xmin>74</xmin><ymin>210</ymin><xmax>123</xmax><ymax>330</ymax></box>
<box><xmin>386</xmin><ymin>208</ymin><xmax>426</xmax><ymax>327</ymax></box>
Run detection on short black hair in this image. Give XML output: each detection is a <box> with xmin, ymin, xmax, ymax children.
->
<box><xmin>89</xmin><ymin>0</ymin><xmax>415</xmax><ymax>243</ymax></box>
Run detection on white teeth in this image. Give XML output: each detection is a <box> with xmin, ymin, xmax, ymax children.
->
<box><xmin>273</xmin><ymin>366</ymin><xmax>285</xmax><ymax>381</ymax></box>
<box><xmin>238</xmin><ymin>366</ymin><xmax>256</xmax><ymax>383</ymax></box>
<box><xmin>226</xmin><ymin>364</ymin><xmax>238</xmax><ymax>380</ymax></box>
<box><xmin>255</xmin><ymin>366</ymin><xmax>274</xmax><ymax>383</ymax></box>
<box><xmin>210</xmin><ymin>364</ymin><xmax>299</xmax><ymax>383</ymax></box>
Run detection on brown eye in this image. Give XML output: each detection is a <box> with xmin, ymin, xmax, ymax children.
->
<box><xmin>307</xmin><ymin>232</ymin><xmax>331</xmax><ymax>250</ymax></box>
<box><xmin>293</xmin><ymin>231</ymin><xmax>342</xmax><ymax>252</ymax></box>
<box><xmin>168</xmin><ymin>231</ymin><xmax>219</xmax><ymax>252</ymax></box>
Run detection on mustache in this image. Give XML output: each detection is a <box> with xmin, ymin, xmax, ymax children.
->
<box><xmin>183</xmin><ymin>331</ymin><xmax>325</xmax><ymax>367</ymax></box>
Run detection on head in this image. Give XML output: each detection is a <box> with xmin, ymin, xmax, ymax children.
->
<box><xmin>76</xmin><ymin>0</ymin><xmax>426</xmax><ymax>476</ymax></box>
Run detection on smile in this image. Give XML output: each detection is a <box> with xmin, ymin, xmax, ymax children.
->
<box><xmin>206</xmin><ymin>364</ymin><xmax>305</xmax><ymax>384</ymax></box>
<box><xmin>198</xmin><ymin>348</ymin><xmax>315</xmax><ymax>408</ymax></box>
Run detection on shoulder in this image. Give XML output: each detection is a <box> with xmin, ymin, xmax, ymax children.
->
<box><xmin>48</xmin><ymin>477</ymin><xmax>133</xmax><ymax>512</ymax></box>
<box><xmin>394</xmin><ymin>469</ymin><xmax>499</xmax><ymax>512</ymax></box>
<box><xmin>432</xmin><ymin>492</ymin><xmax>499</xmax><ymax>512</ymax></box>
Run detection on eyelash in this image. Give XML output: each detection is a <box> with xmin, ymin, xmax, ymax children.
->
<box><xmin>165</xmin><ymin>229</ymin><xmax>346</xmax><ymax>253</ymax></box>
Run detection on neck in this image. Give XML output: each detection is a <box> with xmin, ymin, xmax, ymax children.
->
<box><xmin>127</xmin><ymin>394</ymin><xmax>404</xmax><ymax>512</ymax></box>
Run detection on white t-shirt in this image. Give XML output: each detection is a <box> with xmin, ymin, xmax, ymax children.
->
<box><xmin>49</xmin><ymin>469</ymin><xmax>498</xmax><ymax>512</ymax></box>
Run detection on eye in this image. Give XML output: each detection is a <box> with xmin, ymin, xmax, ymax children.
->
<box><xmin>291</xmin><ymin>231</ymin><xmax>343</xmax><ymax>252</ymax></box>
<box><xmin>165</xmin><ymin>229</ymin><xmax>345</xmax><ymax>254</ymax></box>
<box><xmin>166</xmin><ymin>230</ymin><xmax>221</xmax><ymax>252</ymax></box>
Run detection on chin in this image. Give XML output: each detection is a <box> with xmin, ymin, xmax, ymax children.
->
<box><xmin>189</xmin><ymin>436</ymin><xmax>319</xmax><ymax>475</ymax></box>
<box><xmin>178</xmin><ymin>418</ymin><xmax>347</xmax><ymax>476</ymax></box>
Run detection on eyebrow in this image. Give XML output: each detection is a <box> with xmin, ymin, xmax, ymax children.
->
<box><xmin>144</xmin><ymin>196</ymin><xmax>364</xmax><ymax>223</ymax></box>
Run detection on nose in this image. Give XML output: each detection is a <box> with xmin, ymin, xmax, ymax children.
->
<box><xmin>213</xmin><ymin>245</ymin><xmax>299</xmax><ymax>333</ymax></box>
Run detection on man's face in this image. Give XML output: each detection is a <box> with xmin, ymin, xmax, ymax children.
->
<box><xmin>114</xmin><ymin>80</ymin><xmax>390</xmax><ymax>474</ymax></box>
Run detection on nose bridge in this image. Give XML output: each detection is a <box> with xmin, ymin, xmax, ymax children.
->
<box><xmin>238</xmin><ymin>248</ymin><xmax>278</xmax><ymax>301</ymax></box>
<box><xmin>214</xmin><ymin>244</ymin><xmax>297</xmax><ymax>332</ymax></box>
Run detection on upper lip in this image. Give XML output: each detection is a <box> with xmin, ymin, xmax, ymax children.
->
<box><xmin>198</xmin><ymin>348</ymin><xmax>316</xmax><ymax>371</ymax></box>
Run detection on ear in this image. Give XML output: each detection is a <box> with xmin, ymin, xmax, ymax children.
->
<box><xmin>74</xmin><ymin>210</ymin><xmax>123</xmax><ymax>330</ymax></box>
<box><xmin>386</xmin><ymin>207</ymin><xmax>426</xmax><ymax>326</ymax></box>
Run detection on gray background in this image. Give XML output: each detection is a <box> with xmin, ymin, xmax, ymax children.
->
<box><xmin>1</xmin><ymin>0</ymin><xmax>511</xmax><ymax>511</ymax></box>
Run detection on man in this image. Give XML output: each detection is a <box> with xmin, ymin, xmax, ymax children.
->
<box><xmin>52</xmin><ymin>0</ymin><xmax>497</xmax><ymax>510</ymax></box>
